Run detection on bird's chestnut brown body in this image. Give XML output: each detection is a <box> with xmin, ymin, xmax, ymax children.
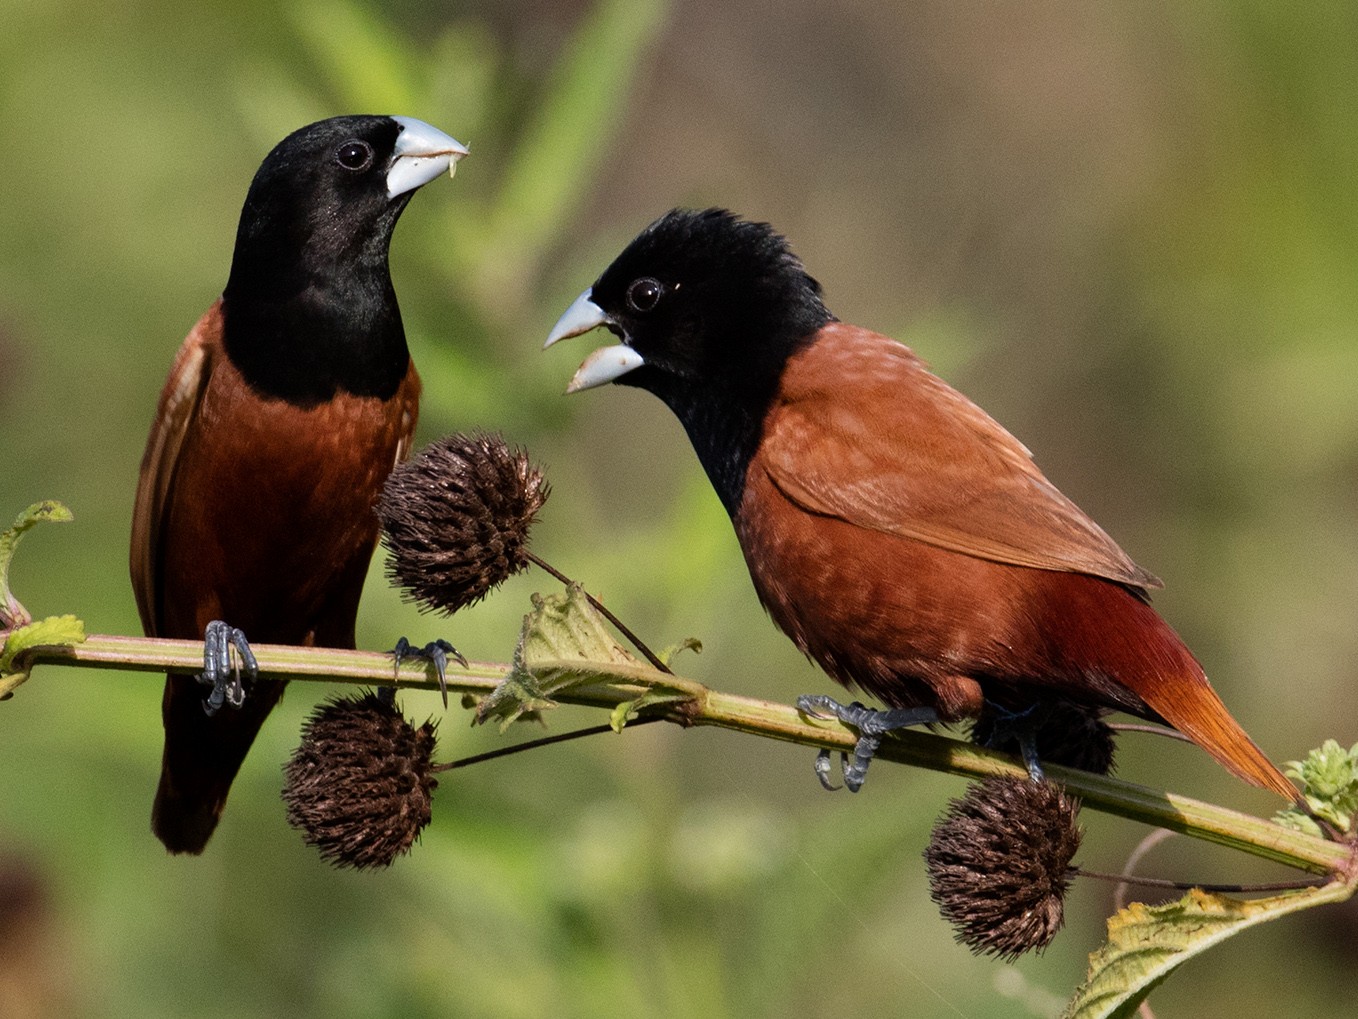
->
<box><xmin>736</xmin><ymin>323</ymin><xmax>1158</xmax><ymax>721</ymax></box>
<box><xmin>133</xmin><ymin>302</ymin><xmax>420</xmax><ymax>851</ymax></box>
<box><xmin>139</xmin><ymin>303</ymin><xmax>419</xmax><ymax>647</ymax></box>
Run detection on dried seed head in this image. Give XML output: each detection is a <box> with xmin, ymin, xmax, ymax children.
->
<box><xmin>925</xmin><ymin>777</ymin><xmax>1082</xmax><ymax>959</ymax></box>
<box><xmin>283</xmin><ymin>692</ymin><xmax>438</xmax><ymax>869</ymax></box>
<box><xmin>970</xmin><ymin>699</ymin><xmax>1117</xmax><ymax>776</ymax></box>
<box><xmin>377</xmin><ymin>432</ymin><xmax>549</xmax><ymax>615</ymax></box>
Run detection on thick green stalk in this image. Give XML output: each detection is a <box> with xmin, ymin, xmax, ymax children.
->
<box><xmin>11</xmin><ymin>634</ymin><xmax>1353</xmax><ymax>877</ymax></box>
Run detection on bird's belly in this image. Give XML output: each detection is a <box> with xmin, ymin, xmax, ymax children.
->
<box><xmin>155</xmin><ymin>376</ymin><xmax>417</xmax><ymax>643</ymax></box>
<box><xmin>733</xmin><ymin>468</ymin><xmax>1162</xmax><ymax>719</ymax></box>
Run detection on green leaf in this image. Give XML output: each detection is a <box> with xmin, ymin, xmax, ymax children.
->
<box><xmin>476</xmin><ymin>584</ymin><xmax>643</xmax><ymax>731</ymax></box>
<box><xmin>1062</xmin><ymin>882</ymin><xmax>1354</xmax><ymax>1018</ymax></box>
<box><xmin>0</xmin><ymin>614</ymin><xmax>86</xmax><ymax>699</ymax></box>
<box><xmin>477</xmin><ymin>584</ymin><xmax>701</xmax><ymax>732</ymax></box>
<box><xmin>1</xmin><ymin>500</ymin><xmax>74</xmax><ymax>630</ymax></box>
<box><xmin>660</xmin><ymin>637</ymin><xmax>703</xmax><ymax>667</ymax></box>
<box><xmin>1275</xmin><ymin>739</ymin><xmax>1358</xmax><ymax>834</ymax></box>
<box><xmin>603</xmin><ymin>636</ymin><xmax>703</xmax><ymax>728</ymax></box>
<box><xmin>522</xmin><ymin>584</ymin><xmax>640</xmax><ymax>669</ymax></box>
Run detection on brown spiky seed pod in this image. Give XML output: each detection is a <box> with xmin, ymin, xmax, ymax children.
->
<box><xmin>969</xmin><ymin>698</ymin><xmax>1117</xmax><ymax>776</ymax></box>
<box><xmin>924</xmin><ymin>777</ymin><xmax>1082</xmax><ymax>959</ymax></box>
<box><xmin>283</xmin><ymin>693</ymin><xmax>438</xmax><ymax>869</ymax></box>
<box><xmin>377</xmin><ymin>432</ymin><xmax>549</xmax><ymax>615</ymax></box>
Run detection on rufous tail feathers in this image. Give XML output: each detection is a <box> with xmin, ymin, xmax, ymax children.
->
<box><xmin>1133</xmin><ymin>669</ymin><xmax>1296</xmax><ymax>801</ymax></box>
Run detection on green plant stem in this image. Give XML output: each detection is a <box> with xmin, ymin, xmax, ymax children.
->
<box><xmin>12</xmin><ymin>633</ymin><xmax>1354</xmax><ymax>878</ymax></box>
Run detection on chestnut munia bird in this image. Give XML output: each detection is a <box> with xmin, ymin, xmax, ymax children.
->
<box><xmin>131</xmin><ymin>115</ymin><xmax>467</xmax><ymax>853</ymax></box>
<box><xmin>544</xmin><ymin>208</ymin><xmax>1296</xmax><ymax>801</ymax></box>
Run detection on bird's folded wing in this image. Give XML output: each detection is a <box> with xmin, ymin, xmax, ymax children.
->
<box><xmin>759</xmin><ymin>327</ymin><xmax>1161</xmax><ymax>590</ymax></box>
<box><xmin>129</xmin><ymin>303</ymin><xmax>219</xmax><ymax>635</ymax></box>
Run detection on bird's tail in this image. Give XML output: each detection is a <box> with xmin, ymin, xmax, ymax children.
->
<box><xmin>1131</xmin><ymin>653</ymin><xmax>1297</xmax><ymax>802</ymax></box>
<box><xmin>1052</xmin><ymin>578</ymin><xmax>1298</xmax><ymax>802</ymax></box>
<box><xmin>152</xmin><ymin>674</ymin><xmax>286</xmax><ymax>854</ymax></box>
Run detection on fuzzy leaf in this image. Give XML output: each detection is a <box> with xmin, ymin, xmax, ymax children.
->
<box><xmin>660</xmin><ymin>637</ymin><xmax>703</xmax><ymax>667</ymax></box>
<box><xmin>1062</xmin><ymin>883</ymin><xmax>1354</xmax><ymax>1018</ymax></box>
<box><xmin>477</xmin><ymin>584</ymin><xmax>700</xmax><ymax>732</ymax></box>
<box><xmin>476</xmin><ymin>584</ymin><xmax>642</xmax><ymax>731</ymax></box>
<box><xmin>1</xmin><ymin>500</ymin><xmax>74</xmax><ymax>630</ymax></box>
<box><xmin>1275</xmin><ymin>740</ymin><xmax>1358</xmax><ymax>834</ymax></box>
<box><xmin>0</xmin><ymin>614</ymin><xmax>86</xmax><ymax>699</ymax></box>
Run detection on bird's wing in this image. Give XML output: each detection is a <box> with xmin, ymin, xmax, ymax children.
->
<box><xmin>758</xmin><ymin>324</ymin><xmax>1161</xmax><ymax>590</ymax></box>
<box><xmin>129</xmin><ymin>303</ymin><xmax>220</xmax><ymax>635</ymax></box>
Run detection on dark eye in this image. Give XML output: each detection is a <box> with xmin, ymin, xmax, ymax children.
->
<box><xmin>626</xmin><ymin>277</ymin><xmax>664</xmax><ymax>313</ymax></box>
<box><xmin>335</xmin><ymin>140</ymin><xmax>374</xmax><ymax>171</ymax></box>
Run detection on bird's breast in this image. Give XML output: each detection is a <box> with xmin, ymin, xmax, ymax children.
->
<box><xmin>156</xmin><ymin>357</ymin><xmax>420</xmax><ymax>640</ymax></box>
<box><xmin>732</xmin><ymin>459</ymin><xmax>1007</xmax><ymax>715</ymax></box>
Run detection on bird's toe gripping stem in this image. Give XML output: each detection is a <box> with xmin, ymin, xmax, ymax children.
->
<box><xmin>796</xmin><ymin>694</ymin><xmax>939</xmax><ymax>792</ymax></box>
<box><xmin>199</xmin><ymin>620</ymin><xmax>258</xmax><ymax>716</ymax></box>
<box><xmin>391</xmin><ymin>637</ymin><xmax>468</xmax><ymax>708</ymax></box>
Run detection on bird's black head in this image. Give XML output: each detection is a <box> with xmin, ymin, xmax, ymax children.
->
<box><xmin>222</xmin><ymin>115</ymin><xmax>466</xmax><ymax>404</ymax></box>
<box><xmin>545</xmin><ymin>208</ymin><xmax>834</xmax><ymax>513</ymax></box>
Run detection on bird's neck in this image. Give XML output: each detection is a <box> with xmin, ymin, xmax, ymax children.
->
<box><xmin>645</xmin><ymin>373</ymin><xmax>778</xmax><ymax>518</ymax></box>
<box><xmin>221</xmin><ymin>261</ymin><xmax>410</xmax><ymax>406</ymax></box>
<box><xmin>638</xmin><ymin>315</ymin><xmax>829</xmax><ymax>517</ymax></box>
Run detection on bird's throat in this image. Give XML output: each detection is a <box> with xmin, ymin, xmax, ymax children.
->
<box><xmin>658</xmin><ymin>383</ymin><xmax>773</xmax><ymax>518</ymax></box>
<box><xmin>221</xmin><ymin>276</ymin><xmax>410</xmax><ymax>406</ymax></box>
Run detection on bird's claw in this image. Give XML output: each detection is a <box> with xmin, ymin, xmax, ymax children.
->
<box><xmin>391</xmin><ymin>637</ymin><xmax>467</xmax><ymax>708</ymax></box>
<box><xmin>796</xmin><ymin>694</ymin><xmax>939</xmax><ymax>792</ymax></box>
<box><xmin>813</xmin><ymin>748</ymin><xmax>844</xmax><ymax>791</ymax></box>
<box><xmin>1019</xmin><ymin>735</ymin><xmax>1046</xmax><ymax>783</ymax></box>
<box><xmin>796</xmin><ymin>693</ymin><xmax>849</xmax><ymax>722</ymax></box>
<box><xmin>199</xmin><ymin>620</ymin><xmax>257</xmax><ymax>717</ymax></box>
<box><xmin>977</xmin><ymin>701</ymin><xmax>1048</xmax><ymax>783</ymax></box>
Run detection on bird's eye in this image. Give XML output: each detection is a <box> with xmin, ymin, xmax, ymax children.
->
<box><xmin>626</xmin><ymin>277</ymin><xmax>663</xmax><ymax>313</ymax></box>
<box><xmin>335</xmin><ymin>141</ymin><xmax>374</xmax><ymax>171</ymax></box>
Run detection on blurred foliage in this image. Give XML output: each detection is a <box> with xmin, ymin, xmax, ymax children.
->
<box><xmin>2</xmin><ymin>1</ymin><xmax>1358</xmax><ymax>1017</ymax></box>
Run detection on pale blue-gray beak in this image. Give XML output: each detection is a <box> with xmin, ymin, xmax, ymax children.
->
<box><xmin>544</xmin><ymin>288</ymin><xmax>647</xmax><ymax>393</ymax></box>
<box><xmin>387</xmin><ymin>117</ymin><xmax>470</xmax><ymax>199</ymax></box>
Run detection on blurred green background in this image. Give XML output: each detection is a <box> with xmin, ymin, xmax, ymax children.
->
<box><xmin>3</xmin><ymin>1</ymin><xmax>1357</xmax><ymax>1015</ymax></box>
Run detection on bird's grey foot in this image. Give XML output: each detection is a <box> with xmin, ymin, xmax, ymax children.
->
<box><xmin>391</xmin><ymin>637</ymin><xmax>467</xmax><ymax>708</ymax></box>
<box><xmin>797</xmin><ymin>694</ymin><xmax>939</xmax><ymax>792</ymax></box>
<box><xmin>200</xmin><ymin>620</ymin><xmax>257</xmax><ymax>716</ymax></box>
<box><xmin>977</xmin><ymin>701</ymin><xmax>1048</xmax><ymax>782</ymax></box>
